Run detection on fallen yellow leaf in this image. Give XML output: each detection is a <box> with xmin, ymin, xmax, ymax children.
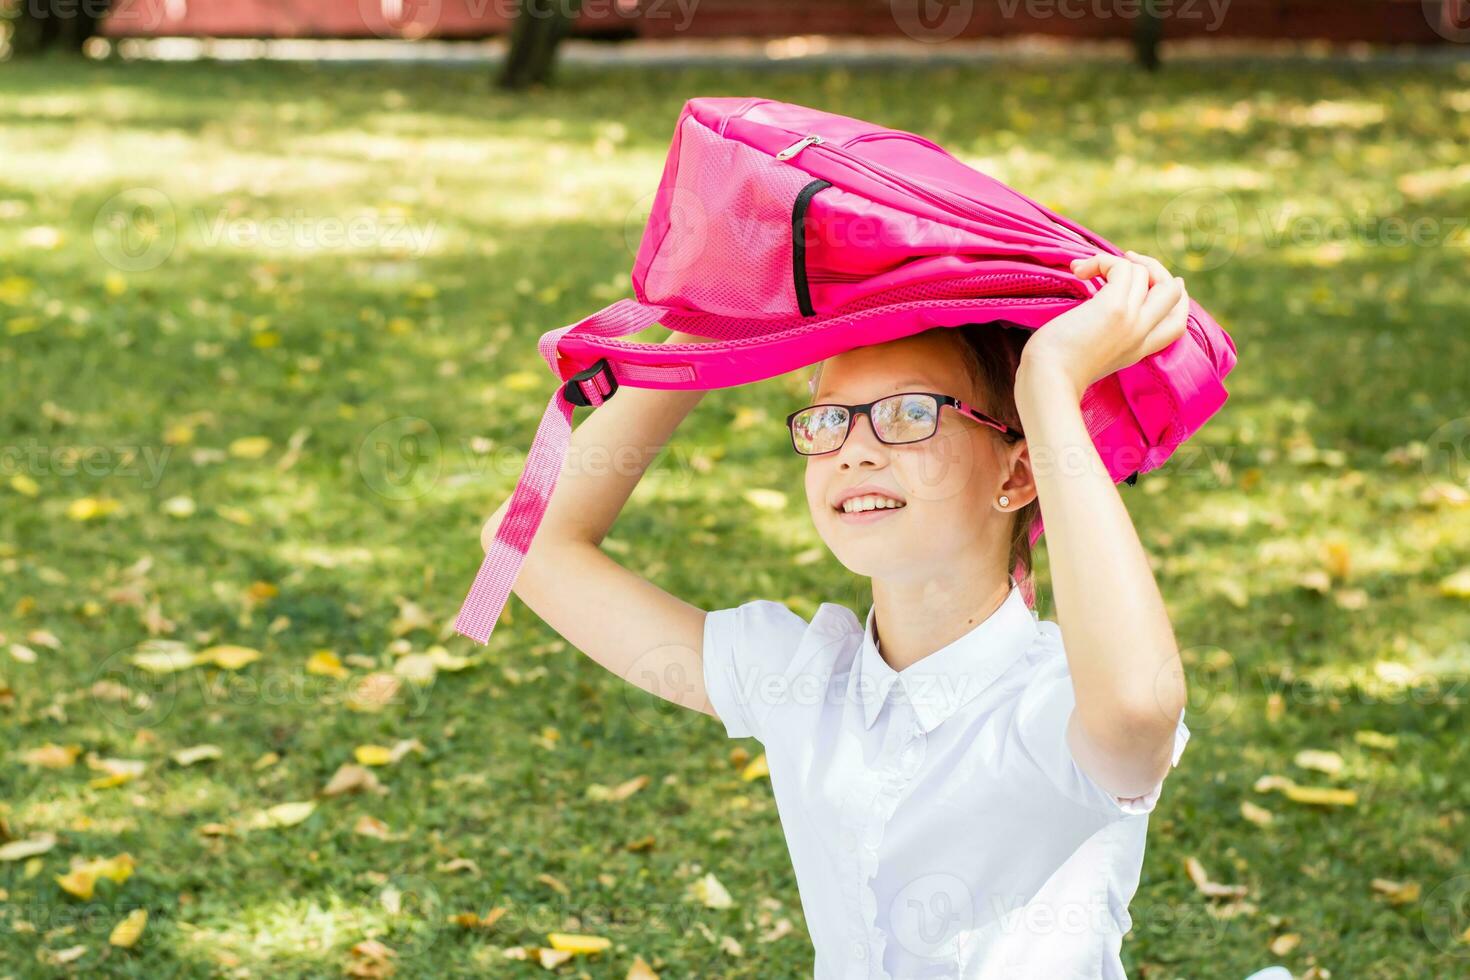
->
<box><xmin>546</xmin><ymin>932</ymin><xmax>612</xmax><ymax>954</ymax></box>
<box><xmin>247</xmin><ymin>800</ymin><xmax>317</xmax><ymax>829</ymax></box>
<box><xmin>196</xmin><ymin>645</ymin><xmax>261</xmax><ymax>670</ymax></box>
<box><xmin>0</xmin><ymin>833</ymin><xmax>58</xmax><ymax>862</ymax></box>
<box><xmin>228</xmin><ymin>436</ymin><xmax>272</xmax><ymax>460</ymax></box>
<box><xmin>66</xmin><ymin>497</ymin><xmax>121</xmax><ymax>521</ymax></box>
<box><xmin>21</xmin><ymin>743</ymin><xmax>81</xmax><ymax>768</ymax></box>
<box><xmin>355</xmin><ymin>745</ymin><xmax>395</xmax><ymax>766</ymax></box>
<box><xmin>1371</xmin><ymin>877</ymin><xmax>1421</xmax><ymax>905</ymax></box>
<box><xmin>687</xmin><ymin>871</ymin><xmax>733</xmax><ymax>909</ymax></box>
<box><xmin>306</xmin><ymin>649</ymin><xmax>348</xmax><ymax>678</ymax></box>
<box><xmin>1293</xmin><ymin>749</ymin><xmax>1345</xmax><ymax>776</ymax></box>
<box><xmin>1240</xmin><ymin>801</ymin><xmax>1275</xmax><ymax>827</ymax></box>
<box><xmin>321</xmin><ymin>764</ymin><xmax>385</xmax><ymax>797</ymax></box>
<box><xmin>1439</xmin><ymin>568</ymin><xmax>1470</xmax><ymax>599</ymax></box>
<box><xmin>55</xmin><ymin>853</ymin><xmax>135</xmax><ymax>899</ymax></box>
<box><xmin>627</xmin><ymin>953</ymin><xmax>660</xmax><ymax>980</ymax></box>
<box><xmin>170</xmin><ymin>744</ymin><xmax>223</xmax><ymax>766</ymax></box>
<box><xmin>109</xmin><ymin>907</ymin><xmax>148</xmax><ymax>947</ymax></box>
<box><xmin>1184</xmin><ymin>856</ymin><xmax>1249</xmax><ymax>898</ymax></box>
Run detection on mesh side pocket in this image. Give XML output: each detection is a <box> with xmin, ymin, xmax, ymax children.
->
<box><xmin>640</xmin><ymin>115</ymin><xmax>815</xmax><ymax>320</ymax></box>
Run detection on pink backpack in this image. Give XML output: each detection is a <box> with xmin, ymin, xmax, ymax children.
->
<box><xmin>454</xmin><ymin>97</ymin><xmax>1237</xmax><ymax>644</ymax></box>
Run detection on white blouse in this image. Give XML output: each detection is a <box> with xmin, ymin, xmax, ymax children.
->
<box><xmin>701</xmin><ymin>582</ymin><xmax>1190</xmax><ymax>979</ymax></box>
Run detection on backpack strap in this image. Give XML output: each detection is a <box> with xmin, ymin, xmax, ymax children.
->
<box><xmin>454</xmin><ymin>299</ymin><xmax>671</xmax><ymax>643</ymax></box>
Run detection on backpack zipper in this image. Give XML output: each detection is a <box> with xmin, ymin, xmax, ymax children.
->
<box><xmin>776</xmin><ymin>131</ymin><xmax>1050</xmax><ymax>237</ymax></box>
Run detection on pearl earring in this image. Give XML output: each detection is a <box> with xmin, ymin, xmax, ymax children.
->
<box><xmin>997</xmin><ymin>494</ymin><xmax>1010</xmax><ymax>508</ymax></box>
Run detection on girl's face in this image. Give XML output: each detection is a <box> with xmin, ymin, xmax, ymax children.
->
<box><xmin>802</xmin><ymin>331</ymin><xmax>1032</xmax><ymax>584</ymax></box>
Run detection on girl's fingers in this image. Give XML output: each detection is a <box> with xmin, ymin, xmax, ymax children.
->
<box><xmin>1137</xmin><ymin>274</ymin><xmax>1185</xmax><ymax>331</ymax></box>
<box><xmin>1124</xmin><ymin>256</ymin><xmax>1151</xmax><ymax>316</ymax></box>
<box><xmin>1141</xmin><ymin>280</ymin><xmax>1191</xmax><ymax>355</ymax></box>
<box><xmin>1123</xmin><ymin>249</ymin><xmax>1173</xmax><ymax>287</ymax></box>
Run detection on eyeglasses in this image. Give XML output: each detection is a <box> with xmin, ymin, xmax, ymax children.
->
<box><xmin>785</xmin><ymin>391</ymin><xmax>1023</xmax><ymax>456</ymax></box>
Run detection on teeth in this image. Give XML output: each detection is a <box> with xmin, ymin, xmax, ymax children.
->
<box><xmin>841</xmin><ymin>494</ymin><xmax>906</xmax><ymax>514</ymax></box>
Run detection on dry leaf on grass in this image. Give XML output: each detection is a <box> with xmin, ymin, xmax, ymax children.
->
<box><xmin>56</xmin><ymin>853</ymin><xmax>135</xmax><ymax>899</ymax></box>
<box><xmin>586</xmin><ymin>775</ymin><xmax>650</xmax><ymax>802</ymax></box>
<box><xmin>321</xmin><ymin>764</ymin><xmax>386</xmax><ymax>797</ymax></box>
<box><xmin>1293</xmin><ymin>749</ymin><xmax>1345</xmax><ymax>776</ymax></box>
<box><xmin>1371</xmin><ymin>878</ymin><xmax>1421</xmax><ymax>905</ymax></box>
<box><xmin>1184</xmin><ymin>856</ymin><xmax>1249</xmax><ymax>899</ymax></box>
<box><xmin>687</xmin><ymin>871</ymin><xmax>733</xmax><ymax>909</ymax></box>
<box><xmin>109</xmin><ymin>908</ymin><xmax>148</xmax><ymax>948</ymax></box>
<box><xmin>0</xmin><ymin>833</ymin><xmax>58</xmax><ymax>862</ymax></box>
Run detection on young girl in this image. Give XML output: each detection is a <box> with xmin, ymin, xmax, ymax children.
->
<box><xmin>479</xmin><ymin>250</ymin><xmax>1194</xmax><ymax>977</ymax></box>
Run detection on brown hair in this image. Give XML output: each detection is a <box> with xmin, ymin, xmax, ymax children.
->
<box><xmin>806</xmin><ymin>321</ymin><xmax>1038</xmax><ymax>583</ymax></box>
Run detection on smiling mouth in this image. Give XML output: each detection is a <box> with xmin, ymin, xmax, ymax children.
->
<box><xmin>835</xmin><ymin>495</ymin><xmax>907</xmax><ymax>515</ymax></box>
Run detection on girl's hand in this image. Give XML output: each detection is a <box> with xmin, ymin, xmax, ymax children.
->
<box><xmin>1019</xmin><ymin>250</ymin><xmax>1191</xmax><ymax>401</ymax></box>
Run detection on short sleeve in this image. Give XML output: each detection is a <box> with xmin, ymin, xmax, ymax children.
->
<box><xmin>701</xmin><ymin>599</ymin><xmax>811</xmax><ymax>742</ymax></box>
<box><xmin>1011</xmin><ymin>632</ymin><xmax>1191</xmax><ymax>819</ymax></box>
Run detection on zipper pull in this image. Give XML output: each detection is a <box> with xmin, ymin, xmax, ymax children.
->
<box><xmin>776</xmin><ymin>134</ymin><xmax>825</xmax><ymax>161</ymax></box>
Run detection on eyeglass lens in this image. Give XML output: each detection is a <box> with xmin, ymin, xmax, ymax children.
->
<box><xmin>791</xmin><ymin>393</ymin><xmax>939</xmax><ymax>454</ymax></box>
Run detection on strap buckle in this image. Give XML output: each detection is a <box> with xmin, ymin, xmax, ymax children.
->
<box><xmin>562</xmin><ymin>357</ymin><xmax>618</xmax><ymax>407</ymax></box>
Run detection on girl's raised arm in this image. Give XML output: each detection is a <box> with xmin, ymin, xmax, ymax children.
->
<box><xmin>1012</xmin><ymin>251</ymin><xmax>1193</xmax><ymax>800</ymax></box>
<box><xmin>478</xmin><ymin>329</ymin><xmax>724</xmax><ymax>720</ymax></box>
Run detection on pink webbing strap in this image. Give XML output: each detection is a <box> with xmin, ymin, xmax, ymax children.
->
<box><xmin>454</xmin><ymin>299</ymin><xmax>671</xmax><ymax>644</ymax></box>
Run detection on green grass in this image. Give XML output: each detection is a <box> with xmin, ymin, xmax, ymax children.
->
<box><xmin>1</xmin><ymin>53</ymin><xmax>1469</xmax><ymax>978</ymax></box>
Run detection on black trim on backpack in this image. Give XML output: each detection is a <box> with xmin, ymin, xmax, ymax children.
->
<box><xmin>792</xmin><ymin>178</ymin><xmax>833</xmax><ymax>318</ymax></box>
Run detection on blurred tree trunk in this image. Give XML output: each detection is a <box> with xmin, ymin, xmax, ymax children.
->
<box><xmin>1134</xmin><ymin>0</ymin><xmax>1163</xmax><ymax>71</ymax></box>
<box><xmin>498</xmin><ymin>0</ymin><xmax>582</xmax><ymax>90</ymax></box>
<box><xmin>5</xmin><ymin>0</ymin><xmax>113</xmax><ymax>56</ymax></box>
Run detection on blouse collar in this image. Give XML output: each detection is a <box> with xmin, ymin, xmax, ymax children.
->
<box><xmin>857</xmin><ymin>578</ymin><xmax>1039</xmax><ymax>733</ymax></box>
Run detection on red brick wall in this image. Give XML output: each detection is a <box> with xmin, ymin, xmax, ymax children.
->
<box><xmin>100</xmin><ymin>0</ymin><xmax>1462</xmax><ymax>46</ymax></box>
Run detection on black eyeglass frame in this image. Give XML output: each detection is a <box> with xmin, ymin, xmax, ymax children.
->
<box><xmin>784</xmin><ymin>391</ymin><xmax>1025</xmax><ymax>456</ymax></box>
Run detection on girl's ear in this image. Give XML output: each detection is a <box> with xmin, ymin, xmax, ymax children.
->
<box><xmin>1000</xmin><ymin>440</ymin><xmax>1038</xmax><ymax>509</ymax></box>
